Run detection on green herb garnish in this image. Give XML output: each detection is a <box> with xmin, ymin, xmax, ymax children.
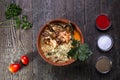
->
<box><xmin>14</xmin><ymin>16</ymin><xmax>21</xmax><ymax>29</ymax></box>
<box><xmin>68</xmin><ymin>39</ymin><xmax>93</xmax><ymax>61</ymax></box>
<box><xmin>21</xmin><ymin>15</ymin><xmax>32</xmax><ymax>29</ymax></box>
<box><xmin>2</xmin><ymin>3</ymin><xmax>32</xmax><ymax>29</ymax></box>
<box><xmin>66</xmin><ymin>22</ymin><xmax>93</xmax><ymax>61</ymax></box>
<box><xmin>5</xmin><ymin>3</ymin><xmax>22</xmax><ymax>19</ymax></box>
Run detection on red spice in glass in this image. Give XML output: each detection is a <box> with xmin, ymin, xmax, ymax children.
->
<box><xmin>96</xmin><ymin>14</ymin><xmax>111</xmax><ymax>30</ymax></box>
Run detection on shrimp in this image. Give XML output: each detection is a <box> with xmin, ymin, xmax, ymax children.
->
<box><xmin>58</xmin><ymin>31</ymin><xmax>71</xmax><ymax>43</ymax></box>
<box><xmin>49</xmin><ymin>39</ymin><xmax>58</xmax><ymax>48</ymax></box>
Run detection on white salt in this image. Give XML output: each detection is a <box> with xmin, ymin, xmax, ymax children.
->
<box><xmin>97</xmin><ymin>35</ymin><xmax>113</xmax><ymax>51</ymax></box>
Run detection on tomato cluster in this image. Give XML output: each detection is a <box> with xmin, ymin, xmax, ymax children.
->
<box><xmin>9</xmin><ymin>55</ymin><xmax>29</xmax><ymax>73</ymax></box>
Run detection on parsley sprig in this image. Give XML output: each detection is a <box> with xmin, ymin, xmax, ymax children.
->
<box><xmin>67</xmin><ymin>23</ymin><xmax>93</xmax><ymax>61</ymax></box>
<box><xmin>68</xmin><ymin>39</ymin><xmax>93</xmax><ymax>61</ymax></box>
<box><xmin>5</xmin><ymin>3</ymin><xmax>22</xmax><ymax>19</ymax></box>
<box><xmin>14</xmin><ymin>15</ymin><xmax>32</xmax><ymax>29</ymax></box>
<box><xmin>0</xmin><ymin>3</ymin><xmax>32</xmax><ymax>29</ymax></box>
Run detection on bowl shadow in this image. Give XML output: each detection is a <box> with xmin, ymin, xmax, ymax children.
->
<box><xmin>51</xmin><ymin>60</ymin><xmax>93</xmax><ymax>80</ymax></box>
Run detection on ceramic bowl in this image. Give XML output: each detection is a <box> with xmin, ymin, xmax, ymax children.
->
<box><xmin>36</xmin><ymin>19</ymin><xmax>84</xmax><ymax>66</ymax></box>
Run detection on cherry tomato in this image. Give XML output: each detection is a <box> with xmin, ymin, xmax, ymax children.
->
<box><xmin>9</xmin><ymin>63</ymin><xmax>21</xmax><ymax>73</ymax></box>
<box><xmin>20</xmin><ymin>55</ymin><xmax>29</xmax><ymax>65</ymax></box>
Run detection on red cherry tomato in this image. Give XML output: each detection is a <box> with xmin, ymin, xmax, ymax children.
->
<box><xmin>20</xmin><ymin>55</ymin><xmax>29</xmax><ymax>65</ymax></box>
<box><xmin>9</xmin><ymin>63</ymin><xmax>21</xmax><ymax>73</ymax></box>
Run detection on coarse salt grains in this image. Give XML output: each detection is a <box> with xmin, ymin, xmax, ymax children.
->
<box><xmin>97</xmin><ymin>35</ymin><xmax>113</xmax><ymax>52</ymax></box>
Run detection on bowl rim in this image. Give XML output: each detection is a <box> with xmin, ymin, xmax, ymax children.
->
<box><xmin>36</xmin><ymin>18</ymin><xmax>84</xmax><ymax>66</ymax></box>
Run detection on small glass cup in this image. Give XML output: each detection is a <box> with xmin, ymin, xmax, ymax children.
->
<box><xmin>95</xmin><ymin>56</ymin><xmax>112</xmax><ymax>74</ymax></box>
<box><xmin>96</xmin><ymin>14</ymin><xmax>111</xmax><ymax>31</ymax></box>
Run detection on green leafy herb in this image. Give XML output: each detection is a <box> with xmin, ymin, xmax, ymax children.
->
<box><xmin>22</xmin><ymin>15</ymin><xmax>28</xmax><ymax>22</ymax></box>
<box><xmin>13</xmin><ymin>15</ymin><xmax>32</xmax><ymax>29</ymax></box>
<box><xmin>21</xmin><ymin>15</ymin><xmax>32</xmax><ymax>29</ymax></box>
<box><xmin>71</xmin><ymin>39</ymin><xmax>80</xmax><ymax>47</ymax></box>
<box><xmin>66</xmin><ymin>23</ymin><xmax>92</xmax><ymax>61</ymax></box>
<box><xmin>68</xmin><ymin>39</ymin><xmax>93</xmax><ymax>61</ymax></box>
<box><xmin>4</xmin><ymin>3</ymin><xmax>32</xmax><ymax>30</ymax></box>
<box><xmin>5</xmin><ymin>3</ymin><xmax>22</xmax><ymax>19</ymax></box>
<box><xmin>14</xmin><ymin>16</ymin><xmax>21</xmax><ymax>29</ymax></box>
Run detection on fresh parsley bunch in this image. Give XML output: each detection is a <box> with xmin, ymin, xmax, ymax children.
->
<box><xmin>5</xmin><ymin>3</ymin><xmax>22</xmax><ymax>19</ymax></box>
<box><xmin>5</xmin><ymin>3</ymin><xmax>32</xmax><ymax>29</ymax></box>
<box><xmin>68</xmin><ymin>39</ymin><xmax>93</xmax><ymax>61</ymax></box>
<box><xmin>66</xmin><ymin>23</ymin><xmax>92</xmax><ymax>61</ymax></box>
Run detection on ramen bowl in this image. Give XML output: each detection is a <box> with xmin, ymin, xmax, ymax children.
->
<box><xmin>37</xmin><ymin>19</ymin><xmax>84</xmax><ymax>66</ymax></box>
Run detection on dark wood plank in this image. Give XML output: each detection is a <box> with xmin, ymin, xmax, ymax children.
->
<box><xmin>0</xmin><ymin>0</ymin><xmax>13</xmax><ymax>80</ymax></box>
<box><xmin>15</xmin><ymin>0</ymin><xmax>33</xmax><ymax>80</ymax></box>
<box><xmin>85</xmin><ymin>0</ymin><xmax>102</xmax><ymax>80</ymax></box>
<box><xmin>109</xmin><ymin>0</ymin><xmax>120</xmax><ymax>80</ymax></box>
<box><xmin>53</xmin><ymin>0</ymin><xmax>66</xmax><ymax>18</ymax></box>
<box><xmin>100</xmin><ymin>0</ymin><xmax>120</xmax><ymax>80</ymax></box>
<box><xmin>0</xmin><ymin>1</ymin><xmax>5</xmax><ymax>21</ymax></box>
<box><xmin>32</xmin><ymin>0</ymin><xmax>55</xmax><ymax>80</ymax></box>
<box><xmin>0</xmin><ymin>28</ymin><xmax>9</xmax><ymax>80</ymax></box>
<box><xmin>0</xmin><ymin>25</ymin><xmax>14</xmax><ymax>80</ymax></box>
<box><xmin>0</xmin><ymin>0</ymin><xmax>33</xmax><ymax>80</ymax></box>
<box><xmin>0</xmin><ymin>1</ymin><xmax>6</xmax><ymax>79</ymax></box>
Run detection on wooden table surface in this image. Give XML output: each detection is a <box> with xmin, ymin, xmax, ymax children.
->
<box><xmin>0</xmin><ymin>0</ymin><xmax>120</xmax><ymax>80</ymax></box>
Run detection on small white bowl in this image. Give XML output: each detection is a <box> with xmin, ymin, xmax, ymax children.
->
<box><xmin>97</xmin><ymin>35</ymin><xmax>113</xmax><ymax>52</ymax></box>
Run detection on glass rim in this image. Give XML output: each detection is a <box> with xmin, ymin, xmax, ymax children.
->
<box><xmin>95</xmin><ymin>56</ymin><xmax>112</xmax><ymax>74</ymax></box>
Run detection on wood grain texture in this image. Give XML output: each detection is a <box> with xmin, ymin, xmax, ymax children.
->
<box><xmin>0</xmin><ymin>0</ymin><xmax>33</xmax><ymax>80</ymax></box>
<box><xmin>0</xmin><ymin>0</ymin><xmax>120</xmax><ymax>80</ymax></box>
<box><xmin>0</xmin><ymin>0</ymin><xmax>13</xmax><ymax>80</ymax></box>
